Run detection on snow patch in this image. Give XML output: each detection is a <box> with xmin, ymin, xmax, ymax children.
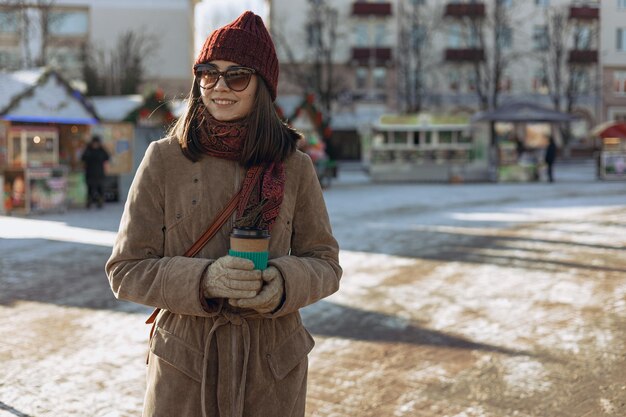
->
<box><xmin>501</xmin><ymin>357</ymin><xmax>551</xmax><ymax>397</ymax></box>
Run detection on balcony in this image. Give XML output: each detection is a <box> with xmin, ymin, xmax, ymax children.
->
<box><xmin>444</xmin><ymin>2</ymin><xmax>485</xmax><ymax>18</ymax></box>
<box><xmin>568</xmin><ymin>49</ymin><xmax>598</xmax><ymax>64</ymax></box>
<box><xmin>569</xmin><ymin>6</ymin><xmax>599</xmax><ymax>20</ymax></box>
<box><xmin>445</xmin><ymin>48</ymin><xmax>485</xmax><ymax>62</ymax></box>
<box><xmin>351</xmin><ymin>47</ymin><xmax>392</xmax><ymax>66</ymax></box>
<box><xmin>352</xmin><ymin>2</ymin><xmax>392</xmax><ymax>16</ymax></box>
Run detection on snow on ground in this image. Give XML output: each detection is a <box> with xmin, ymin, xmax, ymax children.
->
<box><xmin>1</xmin><ymin>161</ymin><xmax>626</xmax><ymax>416</ymax></box>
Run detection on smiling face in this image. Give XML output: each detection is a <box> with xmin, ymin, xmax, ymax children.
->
<box><xmin>198</xmin><ymin>60</ymin><xmax>258</xmax><ymax>122</ymax></box>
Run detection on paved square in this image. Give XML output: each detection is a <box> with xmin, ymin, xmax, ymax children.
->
<box><xmin>1</xmin><ymin>162</ymin><xmax>625</xmax><ymax>417</ymax></box>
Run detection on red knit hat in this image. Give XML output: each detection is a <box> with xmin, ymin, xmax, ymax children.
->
<box><xmin>195</xmin><ymin>11</ymin><xmax>279</xmax><ymax>101</ymax></box>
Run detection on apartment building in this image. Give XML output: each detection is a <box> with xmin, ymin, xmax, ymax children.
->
<box><xmin>0</xmin><ymin>0</ymin><xmax>198</xmax><ymax>97</ymax></box>
<box><xmin>600</xmin><ymin>0</ymin><xmax>626</xmax><ymax>122</ymax></box>
<box><xmin>270</xmin><ymin>0</ymin><xmax>601</xmax><ymax>155</ymax></box>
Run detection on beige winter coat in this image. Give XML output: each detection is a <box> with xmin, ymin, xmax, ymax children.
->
<box><xmin>106</xmin><ymin>137</ymin><xmax>341</xmax><ymax>417</ymax></box>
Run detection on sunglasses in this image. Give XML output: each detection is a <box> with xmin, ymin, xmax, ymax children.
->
<box><xmin>193</xmin><ymin>64</ymin><xmax>256</xmax><ymax>92</ymax></box>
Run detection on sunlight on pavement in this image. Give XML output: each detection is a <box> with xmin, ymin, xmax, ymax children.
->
<box><xmin>449</xmin><ymin>205</ymin><xmax>618</xmax><ymax>223</ymax></box>
<box><xmin>0</xmin><ymin>217</ymin><xmax>116</xmax><ymax>247</ymax></box>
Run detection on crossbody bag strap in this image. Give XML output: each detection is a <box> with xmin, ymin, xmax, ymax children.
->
<box><xmin>145</xmin><ymin>165</ymin><xmax>264</xmax><ymax>326</ymax></box>
<box><xmin>145</xmin><ymin>189</ymin><xmax>241</xmax><ymax>326</ymax></box>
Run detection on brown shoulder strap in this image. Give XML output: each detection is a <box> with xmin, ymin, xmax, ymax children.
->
<box><xmin>145</xmin><ymin>166</ymin><xmax>264</xmax><ymax>326</ymax></box>
<box><xmin>185</xmin><ymin>189</ymin><xmax>242</xmax><ymax>258</ymax></box>
<box><xmin>145</xmin><ymin>189</ymin><xmax>241</xmax><ymax>325</ymax></box>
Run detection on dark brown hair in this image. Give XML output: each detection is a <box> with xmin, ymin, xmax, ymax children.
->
<box><xmin>172</xmin><ymin>78</ymin><xmax>300</xmax><ymax>167</ymax></box>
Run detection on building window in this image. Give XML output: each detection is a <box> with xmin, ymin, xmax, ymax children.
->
<box><xmin>448</xmin><ymin>24</ymin><xmax>462</xmax><ymax>48</ymax></box>
<box><xmin>448</xmin><ymin>70</ymin><xmax>461</xmax><ymax>91</ymax></box>
<box><xmin>535</xmin><ymin>0</ymin><xmax>549</xmax><ymax>6</ymax></box>
<box><xmin>572</xmin><ymin>70</ymin><xmax>590</xmax><ymax>94</ymax></box>
<box><xmin>373</xmin><ymin>67</ymin><xmax>386</xmax><ymax>89</ymax></box>
<box><xmin>467</xmin><ymin>72</ymin><xmax>477</xmax><ymax>92</ymax></box>
<box><xmin>609</xmin><ymin>108</ymin><xmax>626</xmax><ymax>122</ymax></box>
<box><xmin>574</xmin><ymin>26</ymin><xmax>592</xmax><ymax>50</ymax></box>
<box><xmin>374</xmin><ymin>23</ymin><xmax>386</xmax><ymax>46</ymax></box>
<box><xmin>619</xmin><ymin>0</ymin><xmax>626</xmax><ymax>10</ymax></box>
<box><xmin>412</xmin><ymin>25</ymin><xmax>427</xmax><ymax>47</ymax></box>
<box><xmin>307</xmin><ymin>23</ymin><xmax>321</xmax><ymax>47</ymax></box>
<box><xmin>533</xmin><ymin>25</ymin><xmax>549</xmax><ymax>51</ymax></box>
<box><xmin>356</xmin><ymin>67</ymin><xmax>368</xmax><ymax>89</ymax></box>
<box><xmin>468</xmin><ymin>26</ymin><xmax>481</xmax><ymax>48</ymax></box>
<box><xmin>533</xmin><ymin>69</ymin><xmax>549</xmax><ymax>94</ymax></box>
<box><xmin>0</xmin><ymin>10</ymin><xmax>19</xmax><ymax>34</ymax></box>
<box><xmin>618</xmin><ymin>28</ymin><xmax>626</xmax><ymax>51</ymax></box>
<box><xmin>498</xmin><ymin>26</ymin><xmax>513</xmax><ymax>49</ymax></box>
<box><xmin>49</xmin><ymin>10</ymin><xmax>88</xmax><ymax>36</ymax></box>
<box><xmin>355</xmin><ymin>23</ymin><xmax>368</xmax><ymax>47</ymax></box>
<box><xmin>614</xmin><ymin>71</ymin><xmax>626</xmax><ymax>95</ymax></box>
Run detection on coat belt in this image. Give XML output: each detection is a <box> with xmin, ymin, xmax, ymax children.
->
<box><xmin>201</xmin><ymin>310</ymin><xmax>252</xmax><ymax>417</ymax></box>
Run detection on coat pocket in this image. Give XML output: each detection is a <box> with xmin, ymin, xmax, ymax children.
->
<box><xmin>266</xmin><ymin>325</ymin><xmax>315</xmax><ymax>380</ymax></box>
<box><xmin>150</xmin><ymin>326</ymin><xmax>203</xmax><ymax>383</ymax></box>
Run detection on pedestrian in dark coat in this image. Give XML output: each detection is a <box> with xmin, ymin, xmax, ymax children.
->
<box><xmin>106</xmin><ymin>11</ymin><xmax>341</xmax><ymax>417</ymax></box>
<box><xmin>81</xmin><ymin>135</ymin><xmax>109</xmax><ymax>208</ymax></box>
<box><xmin>544</xmin><ymin>136</ymin><xmax>557</xmax><ymax>182</ymax></box>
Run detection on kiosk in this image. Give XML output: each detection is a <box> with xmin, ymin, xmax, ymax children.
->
<box><xmin>3</xmin><ymin>126</ymin><xmax>68</xmax><ymax>214</ymax></box>
<box><xmin>471</xmin><ymin>101</ymin><xmax>577</xmax><ymax>182</ymax></box>
<box><xmin>591</xmin><ymin>122</ymin><xmax>626</xmax><ymax>180</ymax></box>
<box><xmin>365</xmin><ymin>114</ymin><xmax>489</xmax><ymax>182</ymax></box>
<box><xmin>0</xmin><ymin>68</ymin><xmax>99</xmax><ymax>214</ymax></box>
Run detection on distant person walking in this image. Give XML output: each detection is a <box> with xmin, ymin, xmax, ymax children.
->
<box><xmin>81</xmin><ymin>135</ymin><xmax>109</xmax><ymax>208</ymax></box>
<box><xmin>544</xmin><ymin>136</ymin><xmax>557</xmax><ymax>183</ymax></box>
<box><xmin>514</xmin><ymin>136</ymin><xmax>525</xmax><ymax>161</ymax></box>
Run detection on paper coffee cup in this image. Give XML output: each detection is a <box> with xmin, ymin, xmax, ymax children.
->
<box><xmin>228</xmin><ymin>227</ymin><xmax>270</xmax><ymax>270</ymax></box>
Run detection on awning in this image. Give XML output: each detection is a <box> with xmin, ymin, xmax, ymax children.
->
<box><xmin>590</xmin><ymin>121</ymin><xmax>626</xmax><ymax>138</ymax></box>
<box><xmin>471</xmin><ymin>101</ymin><xmax>578</xmax><ymax>123</ymax></box>
<box><xmin>3</xmin><ymin>115</ymin><xmax>99</xmax><ymax>125</ymax></box>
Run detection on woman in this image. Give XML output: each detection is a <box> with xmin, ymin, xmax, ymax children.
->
<box><xmin>106</xmin><ymin>11</ymin><xmax>341</xmax><ymax>417</ymax></box>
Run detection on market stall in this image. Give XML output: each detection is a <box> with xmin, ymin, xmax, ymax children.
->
<box><xmin>471</xmin><ymin>101</ymin><xmax>577</xmax><ymax>182</ymax></box>
<box><xmin>91</xmin><ymin>89</ymin><xmax>174</xmax><ymax>201</ymax></box>
<box><xmin>591</xmin><ymin>122</ymin><xmax>626</xmax><ymax>180</ymax></box>
<box><xmin>2</xmin><ymin>125</ymin><xmax>69</xmax><ymax>213</ymax></box>
<box><xmin>365</xmin><ymin>114</ymin><xmax>489</xmax><ymax>182</ymax></box>
<box><xmin>0</xmin><ymin>68</ymin><xmax>99</xmax><ymax>214</ymax></box>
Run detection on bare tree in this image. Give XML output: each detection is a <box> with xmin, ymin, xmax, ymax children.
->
<box><xmin>81</xmin><ymin>31</ymin><xmax>156</xmax><ymax>96</ymax></box>
<box><xmin>473</xmin><ymin>2</ymin><xmax>500</xmax><ymax>110</ymax></box>
<box><xmin>273</xmin><ymin>0</ymin><xmax>343</xmax><ymax>117</ymax></box>
<box><xmin>547</xmin><ymin>9</ymin><xmax>597</xmax><ymax>113</ymax></box>
<box><xmin>0</xmin><ymin>0</ymin><xmax>32</xmax><ymax>67</ymax></box>
<box><xmin>33</xmin><ymin>0</ymin><xmax>56</xmax><ymax>67</ymax></box>
<box><xmin>538</xmin><ymin>5</ymin><xmax>599</xmax><ymax>145</ymax></box>
<box><xmin>450</xmin><ymin>0</ymin><xmax>526</xmax><ymax>111</ymax></box>
<box><xmin>396</xmin><ymin>1</ymin><xmax>441</xmax><ymax>113</ymax></box>
<box><xmin>0</xmin><ymin>0</ymin><xmax>60</xmax><ymax>68</ymax></box>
